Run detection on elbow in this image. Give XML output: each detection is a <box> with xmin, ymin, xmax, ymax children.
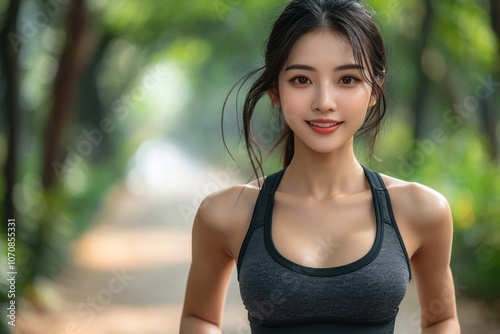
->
<box><xmin>180</xmin><ymin>314</ymin><xmax>222</xmax><ymax>334</ymax></box>
<box><xmin>422</xmin><ymin>316</ymin><xmax>460</xmax><ymax>333</ymax></box>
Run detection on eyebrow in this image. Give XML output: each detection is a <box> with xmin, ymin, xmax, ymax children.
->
<box><xmin>284</xmin><ymin>63</ymin><xmax>364</xmax><ymax>71</ymax></box>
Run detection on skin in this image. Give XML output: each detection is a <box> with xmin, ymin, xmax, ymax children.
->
<box><xmin>180</xmin><ymin>29</ymin><xmax>460</xmax><ymax>333</ymax></box>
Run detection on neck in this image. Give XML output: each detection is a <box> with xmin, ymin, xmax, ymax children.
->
<box><xmin>281</xmin><ymin>138</ymin><xmax>367</xmax><ymax>199</ymax></box>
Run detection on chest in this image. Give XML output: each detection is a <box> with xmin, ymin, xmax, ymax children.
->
<box><xmin>238</xmin><ymin>226</ymin><xmax>410</xmax><ymax>323</ymax></box>
<box><xmin>271</xmin><ymin>192</ymin><xmax>376</xmax><ymax>268</ymax></box>
<box><xmin>236</xmin><ymin>168</ymin><xmax>412</xmax><ymax>326</ymax></box>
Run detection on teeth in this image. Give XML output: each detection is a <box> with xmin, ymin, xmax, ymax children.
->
<box><xmin>308</xmin><ymin>121</ymin><xmax>339</xmax><ymax>128</ymax></box>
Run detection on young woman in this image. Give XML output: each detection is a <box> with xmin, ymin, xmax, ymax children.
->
<box><xmin>180</xmin><ymin>0</ymin><xmax>460</xmax><ymax>333</ymax></box>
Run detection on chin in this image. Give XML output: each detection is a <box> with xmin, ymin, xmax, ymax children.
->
<box><xmin>304</xmin><ymin>142</ymin><xmax>348</xmax><ymax>155</ymax></box>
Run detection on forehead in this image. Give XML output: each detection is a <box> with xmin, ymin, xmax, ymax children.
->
<box><xmin>285</xmin><ymin>29</ymin><xmax>355</xmax><ymax>66</ymax></box>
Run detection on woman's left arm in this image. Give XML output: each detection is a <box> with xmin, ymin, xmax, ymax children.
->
<box><xmin>409</xmin><ymin>187</ymin><xmax>460</xmax><ymax>333</ymax></box>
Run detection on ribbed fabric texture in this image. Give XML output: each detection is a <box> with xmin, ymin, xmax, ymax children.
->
<box><xmin>237</xmin><ymin>166</ymin><xmax>411</xmax><ymax>333</ymax></box>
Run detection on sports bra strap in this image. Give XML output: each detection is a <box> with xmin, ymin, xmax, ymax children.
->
<box><xmin>361</xmin><ymin>166</ymin><xmax>392</xmax><ymax>224</ymax></box>
<box><xmin>248</xmin><ymin>169</ymin><xmax>286</xmax><ymax>229</ymax></box>
<box><xmin>362</xmin><ymin>166</ymin><xmax>412</xmax><ymax>280</ymax></box>
<box><xmin>237</xmin><ymin>166</ymin><xmax>412</xmax><ymax>280</ymax></box>
<box><xmin>236</xmin><ymin>169</ymin><xmax>286</xmax><ymax>277</ymax></box>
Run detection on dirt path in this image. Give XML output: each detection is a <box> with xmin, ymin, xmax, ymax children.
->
<box><xmin>10</xmin><ymin>142</ymin><xmax>500</xmax><ymax>333</ymax></box>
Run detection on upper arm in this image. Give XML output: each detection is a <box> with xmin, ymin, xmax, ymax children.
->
<box><xmin>407</xmin><ymin>185</ymin><xmax>459</xmax><ymax>329</ymax></box>
<box><xmin>181</xmin><ymin>193</ymin><xmax>236</xmax><ymax>327</ymax></box>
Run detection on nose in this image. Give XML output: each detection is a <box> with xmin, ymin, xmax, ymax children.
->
<box><xmin>312</xmin><ymin>84</ymin><xmax>337</xmax><ymax>113</ymax></box>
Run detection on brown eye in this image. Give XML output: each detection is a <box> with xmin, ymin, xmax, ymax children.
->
<box><xmin>291</xmin><ymin>76</ymin><xmax>311</xmax><ymax>85</ymax></box>
<box><xmin>339</xmin><ymin>76</ymin><xmax>358</xmax><ymax>85</ymax></box>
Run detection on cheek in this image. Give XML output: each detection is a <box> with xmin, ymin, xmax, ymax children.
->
<box><xmin>341</xmin><ymin>89</ymin><xmax>372</xmax><ymax>113</ymax></box>
<box><xmin>279</xmin><ymin>87</ymin><xmax>310</xmax><ymax>120</ymax></box>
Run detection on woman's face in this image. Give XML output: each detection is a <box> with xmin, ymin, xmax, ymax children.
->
<box><xmin>274</xmin><ymin>29</ymin><xmax>376</xmax><ymax>155</ymax></box>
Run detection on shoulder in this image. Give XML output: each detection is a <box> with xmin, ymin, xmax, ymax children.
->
<box><xmin>197</xmin><ymin>179</ymin><xmax>262</xmax><ymax>225</ymax></box>
<box><xmin>378</xmin><ymin>173</ymin><xmax>459</xmax><ymax>328</ymax></box>
<box><xmin>379</xmin><ymin>172</ymin><xmax>452</xmax><ymax>236</ymax></box>
<box><xmin>194</xmin><ymin>177</ymin><xmax>264</xmax><ymax>256</ymax></box>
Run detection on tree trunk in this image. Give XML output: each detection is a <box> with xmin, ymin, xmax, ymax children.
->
<box><xmin>410</xmin><ymin>0</ymin><xmax>434</xmax><ymax>142</ymax></box>
<box><xmin>77</xmin><ymin>34</ymin><xmax>113</xmax><ymax>164</ymax></box>
<box><xmin>41</xmin><ymin>0</ymin><xmax>96</xmax><ymax>188</ymax></box>
<box><xmin>29</xmin><ymin>0</ymin><xmax>96</xmax><ymax>289</ymax></box>
<box><xmin>478</xmin><ymin>97</ymin><xmax>498</xmax><ymax>162</ymax></box>
<box><xmin>0</xmin><ymin>0</ymin><xmax>21</xmax><ymax>228</ymax></box>
<box><xmin>490</xmin><ymin>0</ymin><xmax>500</xmax><ymax>39</ymax></box>
<box><xmin>485</xmin><ymin>0</ymin><xmax>500</xmax><ymax>163</ymax></box>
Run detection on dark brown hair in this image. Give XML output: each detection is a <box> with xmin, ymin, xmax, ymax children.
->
<box><xmin>222</xmin><ymin>0</ymin><xmax>387</xmax><ymax>181</ymax></box>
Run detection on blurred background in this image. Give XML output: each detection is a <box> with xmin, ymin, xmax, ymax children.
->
<box><xmin>0</xmin><ymin>0</ymin><xmax>499</xmax><ymax>333</ymax></box>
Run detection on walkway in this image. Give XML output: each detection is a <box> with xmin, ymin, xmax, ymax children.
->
<box><xmin>11</xmin><ymin>141</ymin><xmax>500</xmax><ymax>333</ymax></box>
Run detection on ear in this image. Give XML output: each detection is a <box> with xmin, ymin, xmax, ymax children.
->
<box><xmin>368</xmin><ymin>75</ymin><xmax>385</xmax><ymax>107</ymax></box>
<box><xmin>268</xmin><ymin>88</ymin><xmax>280</xmax><ymax>107</ymax></box>
<box><xmin>368</xmin><ymin>93</ymin><xmax>377</xmax><ymax>107</ymax></box>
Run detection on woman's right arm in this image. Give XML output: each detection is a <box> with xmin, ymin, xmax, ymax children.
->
<box><xmin>180</xmin><ymin>193</ymin><xmax>237</xmax><ymax>333</ymax></box>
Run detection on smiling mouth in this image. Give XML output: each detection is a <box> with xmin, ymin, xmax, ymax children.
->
<box><xmin>306</xmin><ymin>121</ymin><xmax>343</xmax><ymax>128</ymax></box>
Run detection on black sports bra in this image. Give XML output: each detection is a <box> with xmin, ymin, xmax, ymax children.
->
<box><xmin>237</xmin><ymin>166</ymin><xmax>412</xmax><ymax>333</ymax></box>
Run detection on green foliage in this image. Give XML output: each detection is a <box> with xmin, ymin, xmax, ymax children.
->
<box><xmin>374</xmin><ymin>122</ymin><xmax>500</xmax><ymax>300</ymax></box>
<box><xmin>434</xmin><ymin>130</ymin><xmax>500</xmax><ymax>300</ymax></box>
<box><xmin>2</xmin><ymin>0</ymin><xmax>498</xmax><ymax>309</ymax></box>
<box><xmin>433</xmin><ymin>0</ymin><xmax>498</xmax><ymax>74</ymax></box>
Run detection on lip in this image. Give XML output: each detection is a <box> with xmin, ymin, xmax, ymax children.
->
<box><xmin>306</xmin><ymin>119</ymin><xmax>343</xmax><ymax>134</ymax></box>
